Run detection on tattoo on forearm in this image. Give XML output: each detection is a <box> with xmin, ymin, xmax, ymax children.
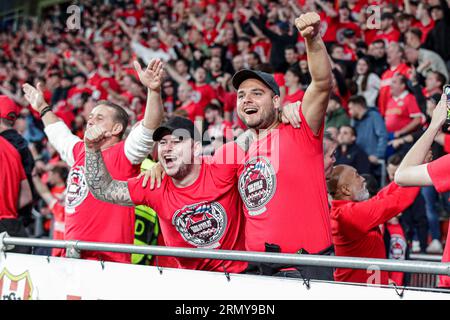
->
<box><xmin>85</xmin><ymin>149</ymin><xmax>134</xmax><ymax>206</ymax></box>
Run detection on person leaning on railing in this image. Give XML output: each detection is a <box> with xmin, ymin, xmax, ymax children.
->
<box><xmin>327</xmin><ymin>164</ymin><xmax>420</xmax><ymax>285</ymax></box>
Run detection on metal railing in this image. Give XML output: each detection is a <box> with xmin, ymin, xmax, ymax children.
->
<box><xmin>1</xmin><ymin>236</ymin><xmax>450</xmax><ymax>277</ymax></box>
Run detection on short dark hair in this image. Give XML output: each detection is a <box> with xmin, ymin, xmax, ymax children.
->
<box><xmin>94</xmin><ymin>100</ymin><xmax>129</xmax><ymax>139</ymax></box>
<box><xmin>348</xmin><ymin>95</ymin><xmax>367</xmax><ymax>109</ymax></box>
<box><xmin>388</xmin><ymin>153</ymin><xmax>403</xmax><ymax>166</ymax></box>
<box><xmin>340</xmin><ymin>125</ymin><xmax>357</xmax><ymax>138</ymax></box>
<box><xmin>284</xmin><ymin>45</ymin><xmax>297</xmax><ymax>53</ymax></box>
<box><xmin>51</xmin><ymin>165</ymin><xmax>69</xmax><ymax>184</ymax></box>
<box><xmin>407</xmin><ymin>27</ymin><xmax>423</xmax><ymax>41</ymax></box>
<box><xmin>430</xmin><ymin>71</ymin><xmax>446</xmax><ymax>87</ymax></box>
<box><xmin>286</xmin><ymin>66</ymin><xmax>302</xmax><ymax>81</ymax></box>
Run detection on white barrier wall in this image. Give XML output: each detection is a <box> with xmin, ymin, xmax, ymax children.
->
<box><xmin>0</xmin><ymin>253</ymin><xmax>449</xmax><ymax>300</ymax></box>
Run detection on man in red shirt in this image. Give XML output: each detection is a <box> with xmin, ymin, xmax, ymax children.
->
<box><xmin>21</xmin><ymin>59</ymin><xmax>165</xmax><ymax>263</ymax></box>
<box><xmin>83</xmin><ymin>116</ymin><xmax>248</xmax><ymax>273</ymax></box>
<box><xmin>370</xmin><ymin>13</ymin><xmax>400</xmax><ymax>45</ymax></box>
<box><xmin>378</xmin><ymin>42</ymin><xmax>411</xmax><ymax>116</ymax></box>
<box><xmin>395</xmin><ymin>93</ymin><xmax>450</xmax><ymax>287</ymax></box>
<box><xmin>0</xmin><ymin>136</ymin><xmax>32</xmax><ymax>254</ymax></box>
<box><xmin>232</xmin><ymin>12</ymin><xmax>334</xmax><ymax>279</ymax></box>
<box><xmin>384</xmin><ymin>74</ymin><xmax>424</xmax><ymax>137</ymax></box>
<box><xmin>328</xmin><ymin>164</ymin><xmax>419</xmax><ymax>285</ymax></box>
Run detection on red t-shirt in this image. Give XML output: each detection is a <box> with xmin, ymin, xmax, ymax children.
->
<box><xmin>378</xmin><ymin>64</ymin><xmax>411</xmax><ymax>116</ymax></box>
<box><xmin>427</xmin><ymin>154</ymin><xmax>450</xmax><ymax>288</ymax></box>
<box><xmin>331</xmin><ymin>183</ymin><xmax>419</xmax><ymax>285</ymax></box>
<box><xmin>192</xmin><ymin>83</ymin><xmax>217</xmax><ymax>109</ymax></box>
<box><xmin>238</xmin><ymin>110</ymin><xmax>332</xmax><ymax>253</ymax></box>
<box><xmin>384</xmin><ymin>92</ymin><xmax>423</xmax><ymax>133</ymax></box>
<box><xmin>67</xmin><ymin>86</ymin><xmax>93</xmax><ymax>100</ymax></box>
<box><xmin>64</xmin><ymin>141</ymin><xmax>139</xmax><ymax>263</ymax></box>
<box><xmin>127</xmin><ymin>144</ymin><xmax>247</xmax><ymax>273</ymax></box>
<box><xmin>370</xmin><ymin>28</ymin><xmax>401</xmax><ymax>45</ymax></box>
<box><xmin>282</xmin><ymin>88</ymin><xmax>305</xmax><ymax>105</ymax></box>
<box><xmin>178</xmin><ymin>101</ymin><xmax>203</xmax><ymax>121</ymax></box>
<box><xmin>0</xmin><ymin>137</ymin><xmax>26</xmax><ymax>220</ymax></box>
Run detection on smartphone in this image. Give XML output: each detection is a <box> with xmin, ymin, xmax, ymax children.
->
<box><xmin>443</xmin><ymin>84</ymin><xmax>450</xmax><ymax>132</ymax></box>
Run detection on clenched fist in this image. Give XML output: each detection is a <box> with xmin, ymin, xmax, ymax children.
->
<box><xmin>295</xmin><ymin>12</ymin><xmax>321</xmax><ymax>40</ymax></box>
<box><xmin>84</xmin><ymin>124</ymin><xmax>111</xmax><ymax>151</ymax></box>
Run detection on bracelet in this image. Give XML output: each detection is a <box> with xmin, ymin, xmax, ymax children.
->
<box><xmin>39</xmin><ymin>106</ymin><xmax>52</xmax><ymax>118</ymax></box>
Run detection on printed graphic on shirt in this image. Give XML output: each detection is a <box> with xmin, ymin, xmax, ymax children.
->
<box><xmin>172</xmin><ymin>201</ymin><xmax>227</xmax><ymax>248</ymax></box>
<box><xmin>65</xmin><ymin>166</ymin><xmax>88</xmax><ymax>213</ymax></box>
<box><xmin>238</xmin><ymin>156</ymin><xmax>277</xmax><ymax>215</ymax></box>
<box><xmin>389</xmin><ymin>235</ymin><xmax>407</xmax><ymax>260</ymax></box>
<box><xmin>191</xmin><ymin>91</ymin><xmax>201</xmax><ymax>104</ymax></box>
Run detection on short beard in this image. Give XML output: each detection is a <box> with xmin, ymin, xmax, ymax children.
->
<box><xmin>171</xmin><ymin>160</ymin><xmax>195</xmax><ymax>181</ymax></box>
<box><xmin>353</xmin><ymin>185</ymin><xmax>370</xmax><ymax>202</ymax></box>
<box><xmin>239</xmin><ymin>108</ymin><xmax>277</xmax><ymax>130</ymax></box>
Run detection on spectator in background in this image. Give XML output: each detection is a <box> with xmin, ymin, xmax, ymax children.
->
<box><xmin>378</xmin><ymin>42</ymin><xmax>411</xmax><ymax>116</ymax></box>
<box><xmin>32</xmin><ymin>165</ymin><xmax>68</xmax><ymax>257</ymax></box>
<box><xmin>387</xmin><ymin>154</ymin><xmax>428</xmax><ymax>253</ymax></box>
<box><xmin>0</xmin><ymin>136</ymin><xmax>32</xmax><ymax>254</ymax></box>
<box><xmin>245</xmin><ymin>52</ymin><xmax>262</xmax><ymax>70</ymax></box>
<box><xmin>348</xmin><ymin>95</ymin><xmax>388</xmax><ymax>172</ymax></box>
<box><xmin>423</xmin><ymin>71</ymin><xmax>446</xmax><ymax>98</ymax></box>
<box><xmin>353</xmin><ymin>56</ymin><xmax>380</xmax><ymax>108</ymax></box>
<box><xmin>284</xmin><ymin>45</ymin><xmax>300</xmax><ymax>73</ymax></box>
<box><xmin>203</xmin><ymin>103</ymin><xmax>232</xmax><ymax>153</ymax></box>
<box><xmin>0</xmin><ymin>96</ymin><xmax>36</xmax><ymax>227</ymax></box>
<box><xmin>325</xmin><ymin>95</ymin><xmax>350</xmax><ymax>130</ymax></box>
<box><xmin>282</xmin><ymin>67</ymin><xmax>305</xmax><ymax>106</ymax></box>
<box><xmin>324</xmin><ymin>131</ymin><xmax>338</xmax><ymax>181</ymax></box>
<box><xmin>423</xmin><ymin>0</ymin><xmax>450</xmax><ymax>68</ymax></box>
<box><xmin>405</xmin><ymin>28</ymin><xmax>424</xmax><ymax>49</ymax></box>
<box><xmin>371</xmin><ymin>12</ymin><xmax>401</xmax><ymax>45</ymax></box>
<box><xmin>328</xmin><ymin>164</ymin><xmax>419</xmax><ymax>285</ymax></box>
<box><xmin>335</xmin><ymin>125</ymin><xmax>371</xmax><ymax>175</ymax></box>
<box><xmin>384</xmin><ymin>74</ymin><xmax>424</xmax><ymax>138</ymax></box>
<box><xmin>404</xmin><ymin>46</ymin><xmax>449</xmax><ymax>82</ymax></box>
<box><xmin>367</xmin><ymin>39</ymin><xmax>388</xmax><ymax>77</ymax></box>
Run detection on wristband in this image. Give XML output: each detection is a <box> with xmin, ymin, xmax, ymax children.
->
<box><xmin>39</xmin><ymin>106</ymin><xmax>52</xmax><ymax>118</ymax></box>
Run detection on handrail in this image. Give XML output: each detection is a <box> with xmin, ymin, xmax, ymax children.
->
<box><xmin>2</xmin><ymin>236</ymin><xmax>450</xmax><ymax>276</ymax></box>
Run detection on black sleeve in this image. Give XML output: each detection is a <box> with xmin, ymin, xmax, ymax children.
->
<box><xmin>410</xmin><ymin>82</ymin><xmax>427</xmax><ymax>114</ymax></box>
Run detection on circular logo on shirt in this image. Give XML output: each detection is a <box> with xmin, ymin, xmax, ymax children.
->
<box><xmin>191</xmin><ymin>90</ymin><xmax>202</xmax><ymax>104</ymax></box>
<box><xmin>172</xmin><ymin>201</ymin><xmax>227</xmax><ymax>248</ymax></box>
<box><xmin>389</xmin><ymin>235</ymin><xmax>407</xmax><ymax>260</ymax></box>
<box><xmin>65</xmin><ymin>166</ymin><xmax>89</xmax><ymax>213</ymax></box>
<box><xmin>238</xmin><ymin>156</ymin><xmax>277</xmax><ymax>213</ymax></box>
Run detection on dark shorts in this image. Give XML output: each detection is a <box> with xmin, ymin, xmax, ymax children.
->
<box><xmin>0</xmin><ymin>218</ymin><xmax>31</xmax><ymax>254</ymax></box>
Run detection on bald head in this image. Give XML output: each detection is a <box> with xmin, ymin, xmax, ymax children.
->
<box><xmin>327</xmin><ymin>165</ymin><xmax>369</xmax><ymax>202</ymax></box>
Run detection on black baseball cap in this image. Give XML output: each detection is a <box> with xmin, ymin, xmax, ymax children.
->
<box><xmin>153</xmin><ymin>116</ymin><xmax>200</xmax><ymax>142</ymax></box>
<box><xmin>232</xmin><ymin>69</ymin><xmax>281</xmax><ymax>96</ymax></box>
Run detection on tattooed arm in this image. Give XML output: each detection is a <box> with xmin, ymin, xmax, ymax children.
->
<box><xmin>85</xmin><ymin>148</ymin><xmax>134</xmax><ymax>206</ymax></box>
<box><xmin>84</xmin><ymin>125</ymin><xmax>134</xmax><ymax>206</ymax></box>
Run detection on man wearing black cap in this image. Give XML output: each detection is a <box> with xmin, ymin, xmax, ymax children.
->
<box><xmin>232</xmin><ymin>12</ymin><xmax>334</xmax><ymax>280</ymax></box>
<box><xmin>83</xmin><ymin>115</ymin><xmax>249</xmax><ymax>273</ymax></box>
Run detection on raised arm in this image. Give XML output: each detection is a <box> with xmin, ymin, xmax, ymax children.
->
<box><xmin>395</xmin><ymin>94</ymin><xmax>447</xmax><ymax>186</ymax></box>
<box><xmin>295</xmin><ymin>12</ymin><xmax>333</xmax><ymax>135</ymax></box>
<box><xmin>22</xmin><ymin>83</ymin><xmax>81</xmax><ymax>166</ymax></box>
<box><xmin>123</xmin><ymin>59</ymin><xmax>164</xmax><ymax>164</ymax></box>
<box><xmin>84</xmin><ymin>125</ymin><xmax>134</xmax><ymax>206</ymax></box>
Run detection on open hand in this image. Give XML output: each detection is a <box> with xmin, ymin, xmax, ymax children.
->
<box><xmin>134</xmin><ymin>58</ymin><xmax>164</xmax><ymax>92</ymax></box>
